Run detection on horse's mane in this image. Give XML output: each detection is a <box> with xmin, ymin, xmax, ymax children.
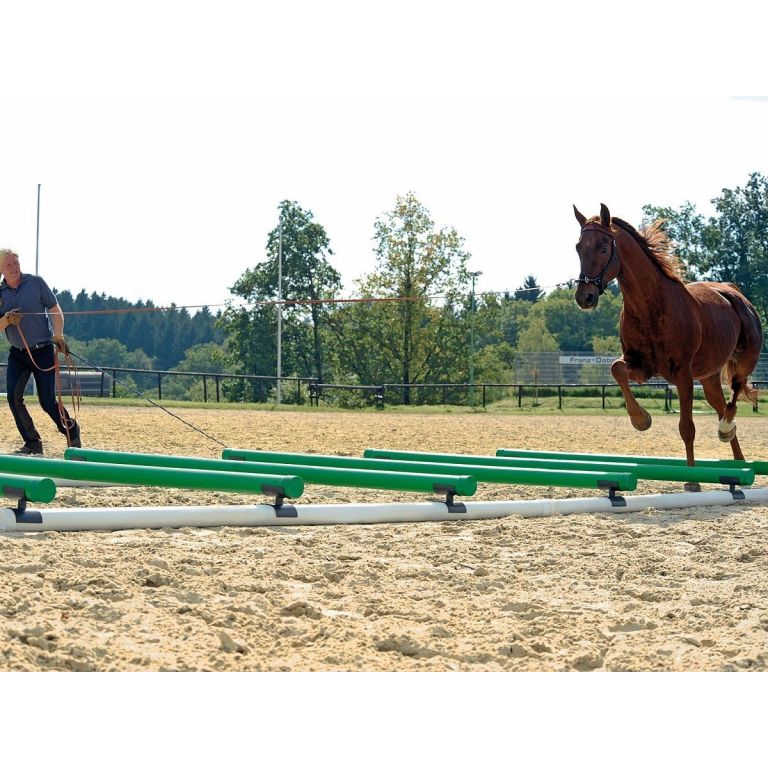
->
<box><xmin>610</xmin><ymin>217</ymin><xmax>686</xmax><ymax>283</ymax></box>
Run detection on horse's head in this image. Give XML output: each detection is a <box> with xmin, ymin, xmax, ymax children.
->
<box><xmin>573</xmin><ymin>203</ymin><xmax>619</xmax><ymax>310</ymax></box>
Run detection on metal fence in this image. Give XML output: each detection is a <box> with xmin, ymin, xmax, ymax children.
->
<box><xmin>3</xmin><ymin>351</ymin><xmax>767</xmax><ymax>411</ymax></box>
<box><xmin>307</xmin><ymin>380</ymin><xmax>767</xmax><ymax>412</ymax></box>
<box><xmin>0</xmin><ymin>364</ymin><xmax>316</xmax><ymax>405</ymax></box>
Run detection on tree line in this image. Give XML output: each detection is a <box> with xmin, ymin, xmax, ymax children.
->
<box><xmin>52</xmin><ymin>291</ymin><xmax>224</xmax><ymax>370</ymax></box>
<box><xmin>21</xmin><ymin>172</ymin><xmax>767</xmax><ymax>404</ymax></box>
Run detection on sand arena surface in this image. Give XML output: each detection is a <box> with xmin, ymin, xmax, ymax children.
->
<box><xmin>1</xmin><ymin>404</ymin><xmax>767</xmax><ymax>671</ymax></box>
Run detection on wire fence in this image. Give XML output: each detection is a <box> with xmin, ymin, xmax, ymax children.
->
<box><xmin>514</xmin><ymin>351</ymin><xmax>768</xmax><ymax>385</ymax></box>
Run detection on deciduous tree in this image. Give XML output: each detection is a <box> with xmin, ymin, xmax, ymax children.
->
<box><xmin>225</xmin><ymin>200</ymin><xmax>342</xmax><ymax>383</ymax></box>
<box><xmin>328</xmin><ymin>193</ymin><xmax>471</xmax><ymax>400</ymax></box>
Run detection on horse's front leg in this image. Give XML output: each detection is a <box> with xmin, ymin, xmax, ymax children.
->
<box><xmin>611</xmin><ymin>357</ymin><xmax>652</xmax><ymax>431</ymax></box>
<box><xmin>675</xmin><ymin>374</ymin><xmax>696</xmax><ymax>466</ymax></box>
<box><xmin>675</xmin><ymin>373</ymin><xmax>700</xmax><ymax>491</ymax></box>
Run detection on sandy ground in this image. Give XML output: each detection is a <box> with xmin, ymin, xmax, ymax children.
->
<box><xmin>1</xmin><ymin>403</ymin><xmax>767</xmax><ymax>672</ymax></box>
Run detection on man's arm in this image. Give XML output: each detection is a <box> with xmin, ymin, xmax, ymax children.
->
<box><xmin>49</xmin><ymin>303</ymin><xmax>65</xmax><ymax>338</ymax></box>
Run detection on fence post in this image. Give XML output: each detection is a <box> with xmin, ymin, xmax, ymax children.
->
<box><xmin>216</xmin><ymin>376</ymin><xmax>221</xmax><ymax>403</ymax></box>
<box><xmin>158</xmin><ymin>373</ymin><xmax>162</xmax><ymax>401</ymax></box>
<box><xmin>203</xmin><ymin>376</ymin><xmax>207</xmax><ymax>403</ymax></box>
<box><xmin>112</xmin><ymin>371</ymin><xmax>116</xmax><ymax>398</ymax></box>
<box><xmin>558</xmin><ymin>385</ymin><xmax>562</xmax><ymax>410</ymax></box>
<box><xmin>518</xmin><ymin>385</ymin><xmax>522</xmax><ymax>408</ymax></box>
<box><xmin>482</xmin><ymin>385</ymin><xmax>487</xmax><ymax>409</ymax></box>
<box><xmin>602</xmin><ymin>385</ymin><xmax>606</xmax><ymax>410</ymax></box>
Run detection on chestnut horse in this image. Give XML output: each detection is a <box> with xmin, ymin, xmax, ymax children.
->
<box><xmin>573</xmin><ymin>203</ymin><xmax>762</xmax><ymax>481</ymax></box>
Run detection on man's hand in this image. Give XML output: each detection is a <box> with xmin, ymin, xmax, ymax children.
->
<box><xmin>53</xmin><ymin>335</ymin><xmax>70</xmax><ymax>354</ymax></box>
<box><xmin>5</xmin><ymin>310</ymin><xmax>22</xmax><ymax>326</ymax></box>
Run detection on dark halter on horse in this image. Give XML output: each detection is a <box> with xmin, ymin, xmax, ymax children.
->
<box><xmin>576</xmin><ymin>223</ymin><xmax>618</xmax><ymax>295</ymax></box>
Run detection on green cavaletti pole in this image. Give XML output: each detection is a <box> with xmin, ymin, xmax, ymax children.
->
<box><xmin>495</xmin><ymin>448</ymin><xmax>768</xmax><ymax>475</ymax></box>
<box><xmin>64</xmin><ymin>449</ymin><xmax>477</xmax><ymax>496</ymax></box>
<box><xmin>0</xmin><ymin>455</ymin><xmax>303</xmax><ymax>498</ymax></box>
<box><xmin>0</xmin><ymin>474</ymin><xmax>57</xmax><ymax>504</ymax></box>
<box><xmin>361</xmin><ymin>448</ymin><xmax>755</xmax><ymax>486</ymax></box>
<box><xmin>219</xmin><ymin>448</ymin><xmax>637</xmax><ymax>491</ymax></box>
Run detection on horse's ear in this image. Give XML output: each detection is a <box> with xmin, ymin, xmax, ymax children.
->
<box><xmin>573</xmin><ymin>205</ymin><xmax>587</xmax><ymax>228</ymax></box>
<box><xmin>600</xmin><ymin>203</ymin><xmax>611</xmax><ymax>227</ymax></box>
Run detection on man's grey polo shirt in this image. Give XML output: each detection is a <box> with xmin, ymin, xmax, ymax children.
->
<box><xmin>0</xmin><ymin>273</ymin><xmax>59</xmax><ymax>347</ymax></box>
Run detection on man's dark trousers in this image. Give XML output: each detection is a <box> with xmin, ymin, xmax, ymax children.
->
<box><xmin>7</xmin><ymin>343</ymin><xmax>79</xmax><ymax>445</ymax></box>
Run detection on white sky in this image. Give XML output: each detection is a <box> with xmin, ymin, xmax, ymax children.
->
<box><xmin>2</xmin><ymin>0</ymin><xmax>767</xmax><ymax>310</ymax></box>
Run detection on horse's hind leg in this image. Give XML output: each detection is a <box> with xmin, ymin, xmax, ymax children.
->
<box><xmin>701</xmin><ymin>374</ymin><xmax>744</xmax><ymax>460</ymax></box>
<box><xmin>611</xmin><ymin>358</ymin><xmax>652</xmax><ymax>431</ymax></box>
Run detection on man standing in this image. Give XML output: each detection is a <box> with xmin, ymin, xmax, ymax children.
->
<box><xmin>0</xmin><ymin>248</ymin><xmax>81</xmax><ymax>455</ymax></box>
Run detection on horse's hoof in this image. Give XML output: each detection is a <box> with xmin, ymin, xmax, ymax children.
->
<box><xmin>684</xmin><ymin>482</ymin><xmax>702</xmax><ymax>493</ymax></box>
<box><xmin>631</xmin><ymin>410</ymin><xmax>652</xmax><ymax>431</ymax></box>
<box><xmin>718</xmin><ymin>422</ymin><xmax>737</xmax><ymax>443</ymax></box>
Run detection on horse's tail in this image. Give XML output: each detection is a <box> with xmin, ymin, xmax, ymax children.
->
<box><xmin>718</xmin><ymin>285</ymin><xmax>763</xmax><ymax>405</ymax></box>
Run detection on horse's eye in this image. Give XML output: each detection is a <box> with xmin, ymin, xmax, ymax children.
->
<box><xmin>601</xmin><ymin>247</ymin><xmax>608</xmax><ymax>254</ymax></box>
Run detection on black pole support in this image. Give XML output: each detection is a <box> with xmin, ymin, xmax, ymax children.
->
<box><xmin>719</xmin><ymin>476</ymin><xmax>746</xmax><ymax>500</ymax></box>
<box><xmin>2</xmin><ymin>486</ymin><xmax>44</xmax><ymax>524</ymax></box>
<box><xmin>261</xmin><ymin>485</ymin><xmax>298</xmax><ymax>518</ymax></box>
<box><xmin>2</xmin><ymin>485</ymin><xmax>27</xmax><ymax>512</ymax></box>
<box><xmin>432</xmin><ymin>483</ymin><xmax>467</xmax><ymax>514</ymax></box>
<box><xmin>597</xmin><ymin>480</ymin><xmax>626</xmax><ymax>508</ymax></box>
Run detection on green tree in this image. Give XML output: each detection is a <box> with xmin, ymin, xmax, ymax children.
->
<box><xmin>226</xmin><ymin>200</ymin><xmax>342</xmax><ymax>383</ymax></box>
<box><xmin>329</xmin><ymin>193</ymin><xmax>471</xmax><ymax>400</ymax></box>
<box><xmin>325</xmin><ymin>299</ymin><xmax>397</xmax><ymax>386</ymax></box>
<box><xmin>474</xmin><ymin>342</ymin><xmax>516</xmax><ymax>402</ymax></box>
<box><xmin>539</xmin><ymin>287</ymin><xmax>623</xmax><ymax>351</ymax></box>
<box><xmin>514</xmin><ymin>274</ymin><xmax>543</xmax><ymax>303</ymax></box>
<box><xmin>497</xmin><ymin>296</ymin><xmax>534</xmax><ymax>349</ymax></box>
<box><xmin>516</xmin><ymin>313</ymin><xmax>559</xmax><ymax>353</ymax></box>
<box><xmin>219</xmin><ymin>302</ymin><xmax>278</xmax><ymax>401</ymax></box>
<box><xmin>55</xmin><ymin>291</ymin><xmax>222</xmax><ymax>368</ymax></box>
<box><xmin>591</xmin><ymin>335</ymin><xmax>622</xmax><ymax>355</ymax></box>
<box><xmin>67</xmin><ymin>337</ymin><xmax>156</xmax><ymax>399</ymax></box>
<box><xmin>159</xmin><ymin>342</ymin><xmax>233</xmax><ymax>401</ymax></box>
<box><xmin>514</xmin><ymin>312</ymin><xmax>558</xmax><ymax>391</ymax></box>
<box><xmin>71</xmin><ymin>337</ymin><xmax>155</xmax><ymax>369</ymax></box>
<box><xmin>173</xmin><ymin>342</ymin><xmax>230</xmax><ymax>373</ymax></box>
